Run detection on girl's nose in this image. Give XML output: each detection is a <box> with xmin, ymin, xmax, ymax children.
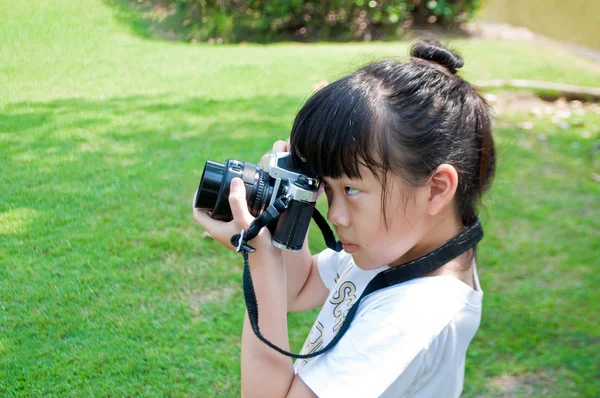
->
<box><xmin>327</xmin><ymin>198</ymin><xmax>351</xmax><ymax>228</ymax></box>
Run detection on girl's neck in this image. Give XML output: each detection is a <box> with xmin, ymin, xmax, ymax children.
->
<box><xmin>391</xmin><ymin>212</ymin><xmax>475</xmax><ymax>288</ymax></box>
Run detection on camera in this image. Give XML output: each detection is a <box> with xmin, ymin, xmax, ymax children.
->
<box><xmin>194</xmin><ymin>153</ymin><xmax>321</xmax><ymax>251</ymax></box>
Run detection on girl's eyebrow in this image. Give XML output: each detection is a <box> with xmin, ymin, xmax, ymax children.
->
<box><xmin>323</xmin><ymin>176</ymin><xmax>364</xmax><ymax>185</ymax></box>
<box><xmin>322</xmin><ymin>176</ymin><xmax>344</xmax><ymax>183</ymax></box>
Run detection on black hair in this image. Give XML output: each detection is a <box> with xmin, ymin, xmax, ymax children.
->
<box><xmin>290</xmin><ymin>40</ymin><xmax>495</xmax><ymax>227</ymax></box>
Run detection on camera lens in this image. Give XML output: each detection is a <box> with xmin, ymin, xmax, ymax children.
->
<box><xmin>248</xmin><ymin>170</ymin><xmax>270</xmax><ymax>217</ymax></box>
<box><xmin>195</xmin><ymin>160</ymin><xmax>225</xmax><ymax>210</ymax></box>
<box><xmin>195</xmin><ymin>159</ymin><xmax>278</xmax><ymax>222</ymax></box>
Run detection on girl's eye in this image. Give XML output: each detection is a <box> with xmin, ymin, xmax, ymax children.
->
<box><xmin>344</xmin><ymin>186</ymin><xmax>361</xmax><ymax>196</ymax></box>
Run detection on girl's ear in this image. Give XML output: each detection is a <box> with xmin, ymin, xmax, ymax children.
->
<box><xmin>426</xmin><ymin>164</ymin><xmax>459</xmax><ymax>216</ymax></box>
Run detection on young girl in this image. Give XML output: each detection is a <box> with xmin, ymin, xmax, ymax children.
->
<box><xmin>193</xmin><ymin>40</ymin><xmax>495</xmax><ymax>397</ymax></box>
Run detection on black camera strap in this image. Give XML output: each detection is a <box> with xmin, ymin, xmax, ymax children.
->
<box><xmin>231</xmin><ymin>199</ymin><xmax>483</xmax><ymax>359</ymax></box>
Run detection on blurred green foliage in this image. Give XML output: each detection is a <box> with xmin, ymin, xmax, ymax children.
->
<box><xmin>135</xmin><ymin>0</ymin><xmax>484</xmax><ymax>43</ymax></box>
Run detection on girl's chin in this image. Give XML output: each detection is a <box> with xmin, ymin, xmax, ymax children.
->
<box><xmin>350</xmin><ymin>253</ymin><xmax>387</xmax><ymax>271</ymax></box>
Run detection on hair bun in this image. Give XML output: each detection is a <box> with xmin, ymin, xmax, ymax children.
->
<box><xmin>410</xmin><ymin>40</ymin><xmax>464</xmax><ymax>75</ymax></box>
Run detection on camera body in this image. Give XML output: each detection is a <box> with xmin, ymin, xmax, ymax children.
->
<box><xmin>194</xmin><ymin>153</ymin><xmax>320</xmax><ymax>251</ymax></box>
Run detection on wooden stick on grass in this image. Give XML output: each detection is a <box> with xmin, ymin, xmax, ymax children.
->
<box><xmin>475</xmin><ymin>79</ymin><xmax>600</xmax><ymax>102</ymax></box>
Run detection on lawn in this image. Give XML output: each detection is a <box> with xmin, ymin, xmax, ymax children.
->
<box><xmin>1</xmin><ymin>0</ymin><xmax>599</xmax><ymax>396</ymax></box>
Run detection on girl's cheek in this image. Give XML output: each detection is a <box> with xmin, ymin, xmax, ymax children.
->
<box><xmin>348</xmin><ymin>193</ymin><xmax>372</xmax><ymax>211</ymax></box>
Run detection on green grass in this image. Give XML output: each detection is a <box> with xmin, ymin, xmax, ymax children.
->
<box><xmin>1</xmin><ymin>0</ymin><xmax>599</xmax><ymax>396</ymax></box>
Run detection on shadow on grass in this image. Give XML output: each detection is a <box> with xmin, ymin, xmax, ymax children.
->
<box><xmin>0</xmin><ymin>93</ymin><xmax>305</xmax><ymax>395</ymax></box>
<box><xmin>1</xmin><ymin>93</ymin><xmax>305</xmax><ymax>266</ymax></box>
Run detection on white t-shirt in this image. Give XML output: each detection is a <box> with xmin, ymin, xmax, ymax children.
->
<box><xmin>294</xmin><ymin>248</ymin><xmax>483</xmax><ymax>398</ymax></box>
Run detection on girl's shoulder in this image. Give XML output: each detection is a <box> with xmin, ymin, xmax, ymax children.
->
<box><xmin>298</xmin><ymin>270</ymin><xmax>483</xmax><ymax>397</ymax></box>
<box><xmin>317</xmin><ymin>247</ymin><xmax>483</xmax><ymax>344</ymax></box>
<box><xmin>357</xmin><ymin>274</ymin><xmax>483</xmax><ymax>345</ymax></box>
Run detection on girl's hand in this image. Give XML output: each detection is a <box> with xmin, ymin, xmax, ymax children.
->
<box><xmin>260</xmin><ymin>138</ymin><xmax>326</xmax><ymax>200</ymax></box>
<box><xmin>193</xmin><ymin>178</ymin><xmax>273</xmax><ymax>252</ymax></box>
<box><xmin>259</xmin><ymin>139</ymin><xmax>290</xmax><ymax>170</ymax></box>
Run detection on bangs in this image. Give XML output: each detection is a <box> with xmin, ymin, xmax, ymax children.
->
<box><xmin>290</xmin><ymin>75</ymin><xmax>386</xmax><ymax>180</ymax></box>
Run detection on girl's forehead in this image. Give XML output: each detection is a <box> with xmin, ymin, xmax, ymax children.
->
<box><xmin>323</xmin><ymin>164</ymin><xmax>379</xmax><ymax>183</ymax></box>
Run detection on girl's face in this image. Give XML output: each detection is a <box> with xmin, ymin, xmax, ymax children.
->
<box><xmin>323</xmin><ymin>164</ymin><xmax>433</xmax><ymax>270</ymax></box>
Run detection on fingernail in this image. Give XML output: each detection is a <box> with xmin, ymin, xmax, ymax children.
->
<box><xmin>231</xmin><ymin>178</ymin><xmax>242</xmax><ymax>190</ymax></box>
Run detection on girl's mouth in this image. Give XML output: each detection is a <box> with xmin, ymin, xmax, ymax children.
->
<box><xmin>341</xmin><ymin>242</ymin><xmax>358</xmax><ymax>253</ymax></box>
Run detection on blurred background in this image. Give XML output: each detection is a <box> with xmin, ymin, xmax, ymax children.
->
<box><xmin>1</xmin><ymin>0</ymin><xmax>599</xmax><ymax>396</ymax></box>
<box><xmin>481</xmin><ymin>0</ymin><xmax>599</xmax><ymax>51</ymax></box>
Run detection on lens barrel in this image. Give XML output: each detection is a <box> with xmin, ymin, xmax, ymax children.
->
<box><xmin>195</xmin><ymin>161</ymin><xmax>225</xmax><ymax>210</ymax></box>
<box><xmin>195</xmin><ymin>159</ymin><xmax>274</xmax><ymax>222</ymax></box>
<box><xmin>195</xmin><ymin>154</ymin><xmax>319</xmax><ymax>251</ymax></box>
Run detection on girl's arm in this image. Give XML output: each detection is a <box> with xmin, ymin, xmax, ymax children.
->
<box><xmin>241</xmin><ymin>247</ymin><xmax>317</xmax><ymax>398</ymax></box>
<box><xmin>282</xmin><ymin>241</ymin><xmax>329</xmax><ymax>312</ymax></box>
<box><xmin>260</xmin><ymin>140</ymin><xmax>329</xmax><ymax>312</ymax></box>
<box><xmin>281</xmin><ymin>236</ymin><xmax>312</xmax><ymax>307</ymax></box>
<box><xmin>194</xmin><ymin>178</ymin><xmax>318</xmax><ymax>397</ymax></box>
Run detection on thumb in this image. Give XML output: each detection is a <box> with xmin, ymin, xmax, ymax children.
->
<box><xmin>228</xmin><ymin>178</ymin><xmax>253</xmax><ymax>229</ymax></box>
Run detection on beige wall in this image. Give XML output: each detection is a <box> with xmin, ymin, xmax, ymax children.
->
<box><xmin>480</xmin><ymin>0</ymin><xmax>600</xmax><ymax>50</ymax></box>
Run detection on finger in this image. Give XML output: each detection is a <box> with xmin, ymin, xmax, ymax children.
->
<box><xmin>259</xmin><ymin>153</ymin><xmax>271</xmax><ymax>170</ymax></box>
<box><xmin>192</xmin><ymin>188</ymin><xmax>199</xmax><ymax>209</ymax></box>
<box><xmin>228</xmin><ymin>178</ymin><xmax>253</xmax><ymax>229</ymax></box>
<box><xmin>192</xmin><ymin>207</ymin><xmax>221</xmax><ymax>230</ymax></box>
<box><xmin>192</xmin><ymin>188</ymin><xmax>213</xmax><ymax>227</ymax></box>
<box><xmin>192</xmin><ymin>209</ymin><xmax>237</xmax><ymax>249</ymax></box>
<box><xmin>272</xmin><ymin>140</ymin><xmax>289</xmax><ymax>153</ymax></box>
